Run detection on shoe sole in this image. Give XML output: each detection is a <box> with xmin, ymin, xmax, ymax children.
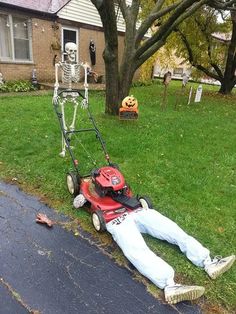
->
<box><xmin>165</xmin><ymin>287</ymin><xmax>205</xmax><ymax>304</ymax></box>
<box><xmin>209</xmin><ymin>257</ymin><xmax>235</xmax><ymax>279</ymax></box>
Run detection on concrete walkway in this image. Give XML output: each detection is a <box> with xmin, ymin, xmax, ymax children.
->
<box><xmin>0</xmin><ymin>181</ymin><xmax>202</xmax><ymax>314</ymax></box>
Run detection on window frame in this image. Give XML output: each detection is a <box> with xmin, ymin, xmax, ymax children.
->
<box><xmin>0</xmin><ymin>12</ymin><xmax>33</xmax><ymax>63</ymax></box>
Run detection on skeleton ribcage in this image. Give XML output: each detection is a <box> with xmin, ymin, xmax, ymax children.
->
<box><xmin>61</xmin><ymin>63</ymin><xmax>81</xmax><ymax>83</ymax></box>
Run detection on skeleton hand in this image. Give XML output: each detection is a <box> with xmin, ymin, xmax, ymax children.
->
<box><xmin>59</xmin><ymin>150</ymin><xmax>66</xmax><ymax>158</ymax></box>
<box><xmin>80</xmin><ymin>99</ymin><xmax>88</xmax><ymax>109</ymax></box>
<box><xmin>53</xmin><ymin>84</ymin><xmax>59</xmax><ymax>103</ymax></box>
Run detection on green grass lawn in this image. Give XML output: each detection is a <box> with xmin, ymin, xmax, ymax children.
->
<box><xmin>0</xmin><ymin>81</ymin><xmax>235</xmax><ymax>313</ymax></box>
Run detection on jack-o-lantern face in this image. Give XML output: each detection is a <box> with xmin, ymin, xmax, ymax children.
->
<box><xmin>122</xmin><ymin>95</ymin><xmax>138</xmax><ymax>109</ymax></box>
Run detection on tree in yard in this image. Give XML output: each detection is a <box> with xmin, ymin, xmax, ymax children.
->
<box><xmin>170</xmin><ymin>7</ymin><xmax>236</xmax><ymax>95</ymax></box>
<box><xmin>90</xmin><ymin>0</ymin><xmax>236</xmax><ymax>114</ymax></box>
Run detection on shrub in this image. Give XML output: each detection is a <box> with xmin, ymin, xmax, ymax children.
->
<box><xmin>0</xmin><ymin>80</ymin><xmax>38</xmax><ymax>93</ymax></box>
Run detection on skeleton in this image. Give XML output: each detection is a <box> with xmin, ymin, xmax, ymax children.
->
<box><xmin>53</xmin><ymin>42</ymin><xmax>89</xmax><ymax>157</ymax></box>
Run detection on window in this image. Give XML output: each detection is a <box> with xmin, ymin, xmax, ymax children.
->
<box><xmin>173</xmin><ymin>67</ymin><xmax>183</xmax><ymax>77</ymax></box>
<box><xmin>0</xmin><ymin>13</ymin><xmax>32</xmax><ymax>62</ymax></box>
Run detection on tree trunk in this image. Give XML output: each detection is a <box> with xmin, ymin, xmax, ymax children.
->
<box><xmin>91</xmin><ymin>0</ymin><xmax>120</xmax><ymax>115</ymax></box>
<box><xmin>219</xmin><ymin>79</ymin><xmax>235</xmax><ymax>94</ymax></box>
<box><xmin>118</xmin><ymin>40</ymin><xmax>136</xmax><ymax>107</ymax></box>
<box><xmin>118</xmin><ymin>68</ymin><xmax>135</xmax><ymax>103</ymax></box>
<box><xmin>103</xmin><ymin>47</ymin><xmax>119</xmax><ymax>115</ymax></box>
<box><xmin>218</xmin><ymin>11</ymin><xmax>236</xmax><ymax>95</ymax></box>
<box><xmin>103</xmin><ymin>0</ymin><xmax>138</xmax><ymax>115</ymax></box>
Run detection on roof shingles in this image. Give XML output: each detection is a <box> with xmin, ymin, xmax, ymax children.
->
<box><xmin>0</xmin><ymin>0</ymin><xmax>70</xmax><ymax>14</ymax></box>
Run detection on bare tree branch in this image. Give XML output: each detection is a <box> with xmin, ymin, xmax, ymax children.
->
<box><xmin>118</xmin><ymin>0</ymin><xmax>128</xmax><ymax>18</ymax></box>
<box><xmin>208</xmin><ymin>0</ymin><xmax>236</xmax><ymax>10</ymax></box>
<box><xmin>176</xmin><ymin>28</ymin><xmax>223</xmax><ymax>81</ymax></box>
<box><xmin>135</xmin><ymin>2</ymin><xmax>181</xmax><ymax>46</ymax></box>
<box><xmin>90</xmin><ymin>0</ymin><xmax>104</xmax><ymax>10</ymax></box>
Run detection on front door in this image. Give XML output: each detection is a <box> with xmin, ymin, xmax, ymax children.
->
<box><xmin>62</xmin><ymin>27</ymin><xmax>78</xmax><ymax>62</ymax></box>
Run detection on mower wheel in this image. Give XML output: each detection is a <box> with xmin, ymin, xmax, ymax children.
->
<box><xmin>92</xmin><ymin>210</ymin><xmax>106</xmax><ymax>232</ymax></box>
<box><xmin>66</xmin><ymin>172</ymin><xmax>81</xmax><ymax>196</ymax></box>
<box><xmin>138</xmin><ymin>196</ymin><xmax>153</xmax><ymax>210</ymax></box>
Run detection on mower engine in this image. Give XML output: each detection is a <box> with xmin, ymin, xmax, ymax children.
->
<box><xmin>92</xmin><ymin>166</ymin><xmax>128</xmax><ymax>197</ymax></box>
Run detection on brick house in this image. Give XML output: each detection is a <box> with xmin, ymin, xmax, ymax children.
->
<box><xmin>0</xmin><ymin>0</ymin><xmax>129</xmax><ymax>82</ymax></box>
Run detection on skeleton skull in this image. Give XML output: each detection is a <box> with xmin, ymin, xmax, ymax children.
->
<box><xmin>65</xmin><ymin>42</ymin><xmax>77</xmax><ymax>63</ymax></box>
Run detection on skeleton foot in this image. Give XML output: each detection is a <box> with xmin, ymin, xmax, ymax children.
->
<box><xmin>59</xmin><ymin>150</ymin><xmax>66</xmax><ymax>157</ymax></box>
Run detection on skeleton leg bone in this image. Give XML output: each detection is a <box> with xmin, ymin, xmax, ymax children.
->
<box><xmin>59</xmin><ymin>134</ymin><xmax>66</xmax><ymax>157</ymax></box>
<box><xmin>69</xmin><ymin>100</ymin><xmax>79</xmax><ymax>131</ymax></box>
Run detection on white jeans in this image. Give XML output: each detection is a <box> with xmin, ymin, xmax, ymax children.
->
<box><xmin>106</xmin><ymin>208</ymin><xmax>210</xmax><ymax>289</ymax></box>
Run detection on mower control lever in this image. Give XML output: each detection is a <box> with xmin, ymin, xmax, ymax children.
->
<box><xmin>91</xmin><ymin>168</ymin><xmax>100</xmax><ymax>177</ymax></box>
<box><xmin>112</xmin><ymin>194</ymin><xmax>140</xmax><ymax>210</ymax></box>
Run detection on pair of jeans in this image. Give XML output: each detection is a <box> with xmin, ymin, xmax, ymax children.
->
<box><xmin>106</xmin><ymin>208</ymin><xmax>210</xmax><ymax>289</ymax></box>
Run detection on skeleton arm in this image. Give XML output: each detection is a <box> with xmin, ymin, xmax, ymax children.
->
<box><xmin>53</xmin><ymin>62</ymin><xmax>61</xmax><ymax>101</ymax></box>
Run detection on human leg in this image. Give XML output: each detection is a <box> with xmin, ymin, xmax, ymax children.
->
<box><xmin>134</xmin><ymin>208</ymin><xmax>235</xmax><ymax>278</ymax></box>
<box><xmin>106</xmin><ymin>212</ymin><xmax>205</xmax><ymax>303</ymax></box>
<box><xmin>106</xmin><ymin>213</ymin><xmax>175</xmax><ymax>289</ymax></box>
<box><xmin>73</xmin><ymin>197</ymin><xmax>204</xmax><ymax>303</ymax></box>
<box><xmin>134</xmin><ymin>208</ymin><xmax>210</xmax><ymax>267</ymax></box>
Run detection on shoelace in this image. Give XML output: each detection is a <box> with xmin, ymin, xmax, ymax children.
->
<box><xmin>212</xmin><ymin>255</ymin><xmax>223</xmax><ymax>264</ymax></box>
<box><xmin>165</xmin><ymin>284</ymin><xmax>183</xmax><ymax>290</ymax></box>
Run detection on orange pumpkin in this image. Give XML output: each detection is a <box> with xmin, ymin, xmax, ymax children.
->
<box><xmin>121</xmin><ymin>95</ymin><xmax>138</xmax><ymax>110</ymax></box>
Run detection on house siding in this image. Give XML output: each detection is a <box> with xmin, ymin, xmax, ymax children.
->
<box><xmin>58</xmin><ymin>0</ymin><xmax>128</xmax><ymax>32</ymax></box>
<box><xmin>79</xmin><ymin>27</ymin><xmax>126</xmax><ymax>77</ymax></box>
<box><xmin>0</xmin><ymin>1</ymin><xmax>140</xmax><ymax>83</ymax></box>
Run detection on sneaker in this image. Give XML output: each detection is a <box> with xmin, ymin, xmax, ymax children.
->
<box><xmin>205</xmin><ymin>255</ymin><xmax>235</xmax><ymax>279</ymax></box>
<box><xmin>164</xmin><ymin>284</ymin><xmax>205</xmax><ymax>304</ymax></box>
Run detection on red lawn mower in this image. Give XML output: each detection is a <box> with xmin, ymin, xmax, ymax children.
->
<box><xmin>53</xmin><ymin>89</ymin><xmax>152</xmax><ymax>232</ymax></box>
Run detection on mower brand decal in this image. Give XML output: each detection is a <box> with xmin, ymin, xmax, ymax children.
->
<box><xmin>111</xmin><ymin>213</ymin><xmax>128</xmax><ymax>225</ymax></box>
<box><xmin>111</xmin><ymin>176</ymin><xmax>121</xmax><ymax>185</ymax></box>
<box><xmin>114</xmin><ymin>207</ymin><xmax>126</xmax><ymax>213</ymax></box>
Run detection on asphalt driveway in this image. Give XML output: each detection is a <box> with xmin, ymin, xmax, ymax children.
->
<box><xmin>0</xmin><ymin>181</ymin><xmax>202</xmax><ymax>314</ymax></box>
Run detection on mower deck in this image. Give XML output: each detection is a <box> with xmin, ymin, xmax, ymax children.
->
<box><xmin>81</xmin><ymin>178</ymin><xmax>135</xmax><ymax>223</ymax></box>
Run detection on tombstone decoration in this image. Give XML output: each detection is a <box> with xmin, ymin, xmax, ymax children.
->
<box><xmin>119</xmin><ymin>95</ymin><xmax>139</xmax><ymax>120</ymax></box>
<box><xmin>194</xmin><ymin>85</ymin><xmax>203</xmax><ymax>103</ymax></box>
<box><xmin>0</xmin><ymin>72</ymin><xmax>4</xmax><ymax>85</ymax></box>
<box><xmin>187</xmin><ymin>86</ymin><xmax>193</xmax><ymax>105</ymax></box>
<box><xmin>89</xmin><ymin>40</ymin><xmax>96</xmax><ymax>66</ymax></box>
